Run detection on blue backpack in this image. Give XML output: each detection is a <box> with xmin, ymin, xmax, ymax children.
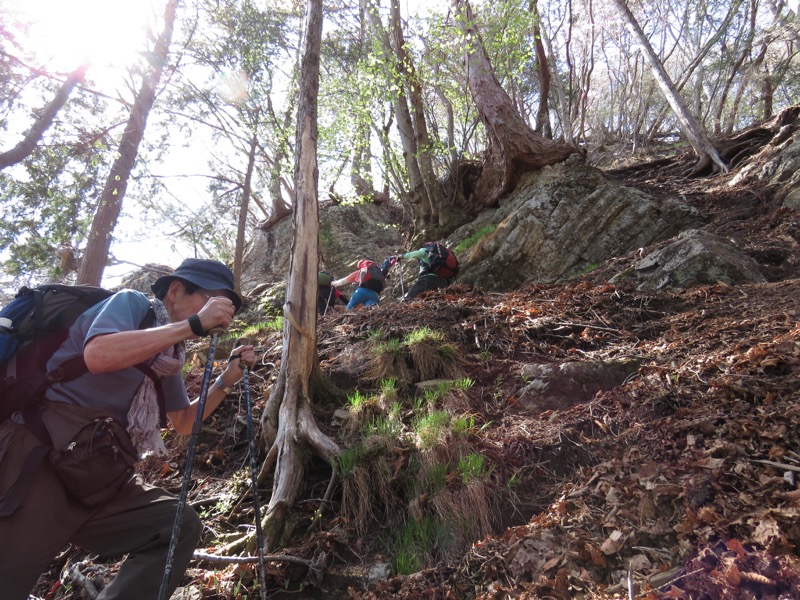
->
<box><xmin>0</xmin><ymin>284</ymin><xmax>157</xmax><ymax>423</ymax></box>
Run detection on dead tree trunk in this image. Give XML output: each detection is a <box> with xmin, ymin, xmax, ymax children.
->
<box><xmin>608</xmin><ymin>0</ymin><xmax>729</xmax><ymax>174</ymax></box>
<box><xmin>454</xmin><ymin>0</ymin><xmax>577</xmax><ymax>205</ymax></box>
<box><xmin>77</xmin><ymin>0</ymin><xmax>177</xmax><ymax>285</ymax></box>
<box><xmin>257</xmin><ymin>0</ymin><xmax>339</xmax><ymax>550</ymax></box>
<box><xmin>0</xmin><ymin>64</ymin><xmax>89</xmax><ymax>170</ymax></box>
<box><xmin>233</xmin><ymin>134</ymin><xmax>257</xmax><ymax>294</ymax></box>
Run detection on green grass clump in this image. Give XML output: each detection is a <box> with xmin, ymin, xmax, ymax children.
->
<box><xmin>454</xmin><ymin>225</ymin><xmax>497</xmax><ymax>255</ymax></box>
<box><xmin>392</xmin><ymin>516</ymin><xmax>449</xmax><ymax>575</ymax></box>
<box><xmin>413</xmin><ymin>410</ymin><xmax>451</xmax><ymax>449</ymax></box>
<box><xmin>458</xmin><ymin>453</ymin><xmax>488</xmax><ymax>483</ymax></box>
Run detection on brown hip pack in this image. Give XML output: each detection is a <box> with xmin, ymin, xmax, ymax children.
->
<box><xmin>42</xmin><ymin>401</ymin><xmax>138</xmax><ymax>508</ymax></box>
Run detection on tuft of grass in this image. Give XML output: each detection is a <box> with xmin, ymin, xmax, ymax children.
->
<box><xmin>365</xmin><ymin>415</ymin><xmax>402</xmax><ymax>437</ymax></box>
<box><xmin>454</xmin><ymin>377</ymin><xmax>474</xmax><ymax>390</ymax></box>
<box><xmin>392</xmin><ymin>516</ymin><xmax>449</xmax><ymax>575</ymax></box>
<box><xmin>404</xmin><ymin>327</ymin><xmax>444</xmax><ymax>346</ymax></box>
<box><xmin>380</xmin><ymin>378</ymin><xmax>398</xmax><ymax>394</ymax></box>
<box><xmin>364</xmin><ymin>336</ymin><xmax>413</xmax><ymax>384</ymax></box>
<box><xmin>335</xmin><ymin>446</ymin><xmax>366</xmax><ymax>477</ymax></box>
<box><xmin>454</xmin><ymin>225</ymin><xmax>497</xmax><ymax>255</ymax></box>
<box><xmin>413</xmin><ymin>410</ymin><xmax>451</xmax><ymax>449</ymax></box>
<box><xmin>422</xmin><ymin>462</ymin><xmax>449</xmax><ymax>495</ymax></box>
<box><xmin>375</xmin><ymin>338</ymin><xmax>404</xmax><ymax>357</ymax></box>
<box><xmin>452</xmin><ymin>415</ymin><xmax>475</xmax><ymax>435</ymax></box>
<box><xmin>347</xmin><ymin>390</ymin><xmax>369</xmax><ymax>411</ymax></box>
<box><xmin>458</xmin><ymin>453</ymin><xmax>488</xmax><ymax>483</ymax></box>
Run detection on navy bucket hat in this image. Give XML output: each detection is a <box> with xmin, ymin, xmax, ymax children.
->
<box><xmin>151</xmin><ymin>258</ymin><xmax>243</xmax><ymax>311</ymax></box>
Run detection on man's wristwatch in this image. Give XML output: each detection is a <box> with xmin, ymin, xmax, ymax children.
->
<box><xmin>214</xmin><ymin>375</ymin><xmax>233</xmax><ymax>395</ymax></box>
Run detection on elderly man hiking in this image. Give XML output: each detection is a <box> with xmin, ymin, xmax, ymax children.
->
<box><xmin>0</xmin><ymin>258</ymin><xmax>256</xmax><ymax>600</ymax></box>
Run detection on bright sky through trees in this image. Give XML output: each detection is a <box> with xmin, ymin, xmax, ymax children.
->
<box><xmin>6</xmin><ymin>0</ymin><xmax>161</xmax><ymax>75</ymax></box>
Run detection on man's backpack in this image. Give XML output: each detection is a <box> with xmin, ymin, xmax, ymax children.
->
<box><xmin>359</xmin><ymin>264</ymin><xmax>386</xmax><ymax>293</ymax></box>
<box><xmin>318</xmin><ymin>271</ymin><xmax>333</xmax><ymax>287</ymax></box>
<box><xmin>0</xmin><ymin>284</ymin><xmax>155</xmax><ymax>424</ymax></box>
<box><xmin>424</xmin><ymin>242</ymin><xmax>459</xmax><ymax>280</ymax></box>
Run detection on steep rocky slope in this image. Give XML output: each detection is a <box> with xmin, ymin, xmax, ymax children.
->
<box><xmin>32</xmin><ymin>117</ymin><xmax>800</xmax><ymax>599</ymax></box>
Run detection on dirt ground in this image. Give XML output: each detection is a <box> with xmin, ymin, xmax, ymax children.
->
<box><xmin>33</xmin><ymin>141</ymin><xmax>800</xmax><ymax>599</ymax></box>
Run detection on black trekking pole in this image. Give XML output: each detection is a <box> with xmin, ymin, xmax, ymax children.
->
<box><xmin>157</xmin><ymin>331</ymin><xmax>221</xmax><ymax>600</ymax></box>
<box><xmin>243</xmin><ymin>363</ymin><xmax>268</xmax><ymax>599</ymax></box>
<box><xmin>398</xmin><ymin>260</ymin><xmax>405</xmax><ymax>299</ymax></box>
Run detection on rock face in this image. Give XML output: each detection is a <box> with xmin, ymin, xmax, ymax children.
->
<box><xmin>612</xmin><ymin>229</ymin><xmax>767</xmax><ymax>291</ymax></box>
<box><xmin>451</xmin><ymin>160</ymin><xmax>700</xmax><ymax>291</ymax></box>
<box><xmin>729</xmin><ymin>109</ymin><xmax>800</xmax><ymax>209</ymax></box>
<box><xmin>240</xmin><ymin>203</ymin><xmax>405</xmax><ymax>294</ymax></box>
<box><xmin>117</xmin><ymin>263</ymin><xmax>172</xmax><ymax>294</ymax></box>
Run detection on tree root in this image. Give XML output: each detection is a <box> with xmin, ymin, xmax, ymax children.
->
<box><xmin>193</xmin><ymin>550</ymin><xmax>310</xmax><ymax>568</ymax></box>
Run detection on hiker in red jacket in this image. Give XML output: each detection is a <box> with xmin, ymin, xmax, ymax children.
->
<box><xmin>332</xmin><ymin>259</ymin><xmax>387</xmax><ymax>309</ymax></box>
<box><xmin>0</xmin><ymin>258</ymin><xmax>256</xmax><ymax>600</ymax></box>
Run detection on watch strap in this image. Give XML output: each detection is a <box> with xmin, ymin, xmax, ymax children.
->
<box><xmin>188</xmin><ymin>313</ymin><xmax>206</xmax><ymax>337</ymax></box>
<box><xmin>214</xmin><ymin>375</ymin><xmax>233</xmax><ymax>395</ymax></box>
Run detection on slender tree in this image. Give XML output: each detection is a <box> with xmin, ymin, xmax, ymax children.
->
<box><xmin>77</xmin><ymin>0</ymin><xmax>178</xmax><ymax>285</ymax></box>
<box><xmin>608</xmin><ymin>0</ymin><xmax>729</xmax><ymax>173</ymax></box>
<box><xmin>0</xmin><ymin>64</ymin><xmax>89</xmax><ymax>170</ymax></box>
<box><xmin>258</xmin><ymin>0</ymin><xmax>340</xmax><ymax>549</ymax></box>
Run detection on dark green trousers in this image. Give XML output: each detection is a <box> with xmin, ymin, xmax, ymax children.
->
<box><xmin>0</xmin><ymin>420</ymin><xmax>202</xmax><ymax>600</ymax></box>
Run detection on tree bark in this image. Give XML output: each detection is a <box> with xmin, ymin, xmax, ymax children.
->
<box><xmin>233</xmin><ymin>134</ymin><xmax>257</xmax><ymax>294</ymax></box>
<box><xmin>0</xmin><ymin>64</ymin><xmax>89</xmax><ymax>170</ymax></box>
<box><xmin>361</xmin><ymin>0</ymin><xmax>427</xmax><ymax>218</ymax></box>
<box><xmin>608</xmin><ymin>0</ymin><xmax>729</xmax><ymax>174</ymax></box>
<box><xmin>77</xmin><ymin>0</ymin><xmax>177</xmax><ymax>285</ymax></box>
<box><xmin>259</xmin><ymin>0</ymin><xmax>339</xmax><ymax>549</ymax></box>
<box><xmin>530</xmin><ymin>0</ymin><xmax>552</xmax><ymax>138</ymax></box>
<box><xmin>389</xmin><ymin>0</ymin><xmax>446</xmax><ymax>228</ymax></box>
<box><xmin>454</xmin><ymin>0</ymin><xmax>576</xmax><ymax>204</ymax></box>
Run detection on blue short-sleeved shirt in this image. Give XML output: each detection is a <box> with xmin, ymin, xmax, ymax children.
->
<box><xmin>45</xmin><ymin>289</ymin><xmax>190</xmax><ymax>425</ymax></box>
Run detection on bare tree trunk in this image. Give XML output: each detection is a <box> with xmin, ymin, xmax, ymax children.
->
<box><xmin>388</xmin><ymin>0</ymin><xmax>446</xmax><ymax>228</ymax></box>
<box><xmin>530</xmin><ymin>0</ymin><xmax>552</xmax><ymax>138</ymax></box>
<box><xmin>0</xmin><ymin>64</ymin><xmax>89</xmax><ymax>170</ymax></box>
<box><xmin>454</xmin><ymin>0</ymin><xmax>576</xmax><ymax>204</ymax></box>
<box><xmin>608</xmin><ymin>0</ymin><xmax>729</xmax><ymax>174</ymax></box>
<box><xmin>233</xmin><ymin>135</ymin><xmax>257</xmax><ymax>294</ymax></box>
<box><xmin>77</xmin><ymin>0</ymin><xmax>177</xmax><ymax>285</ymax></box>
<box><xmin>361</xmin><ymin>0</ymin><xmax>427</xmax><ymax>218</ymax></box>
<box><xmin>260</xmin><ymin>0</ymin><xmax>339</xmax><ymax>550</ymax></box>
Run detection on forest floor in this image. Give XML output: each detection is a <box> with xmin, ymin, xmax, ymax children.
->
<box><xmin>33</xmin><ymin>143</ymin><xmax>800</xmax><ymax>599</ymax></box>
